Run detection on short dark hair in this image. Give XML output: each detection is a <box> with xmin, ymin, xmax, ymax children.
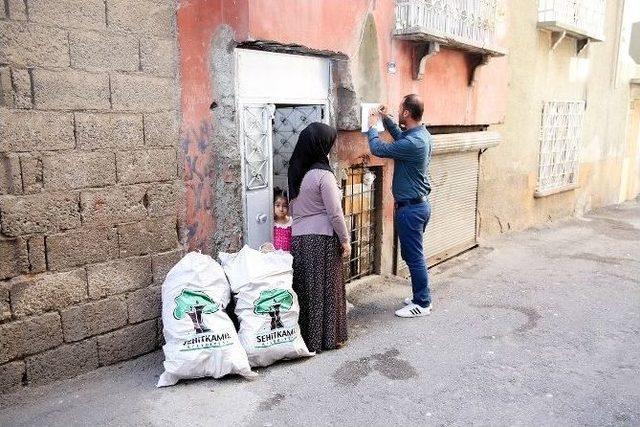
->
<box><xmin>402</xmin><ymin>94</ymin><xmax>424</xmax><ymax>121</ymax></box>
<box><xmin>274</xmin><ymin>187</ymin><xmax>288</xmax><ymax>202</ymax></box>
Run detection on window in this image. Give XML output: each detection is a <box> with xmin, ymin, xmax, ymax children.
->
<box><xmin>538</xmin><ymin>0</ymin><xmax>606</xmax><ymax>44</ymax></box>
<box><xmin>394</xmin><ymin>0</ymin><xmax>501</xmax><ymax>53</ymax></box>
<box><xmin>341</xmin><ymin>166</ymin><xmax>379</xmax><ymax>283</ymax></box>
<box><xmin>535</xmin><ymin>101</ymin><xmax>585</xmax><ymax>197</ymax></box>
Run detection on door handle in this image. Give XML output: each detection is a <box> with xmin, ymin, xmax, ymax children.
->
<box><xmin>256</xmin><ymin>213</ymin><xmax>268</xmax><ymax>224</ymax></box>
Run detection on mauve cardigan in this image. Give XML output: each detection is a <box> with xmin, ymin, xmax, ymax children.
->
<box><xmin>289</xmin><ymin>169</ymin><xmax>349</xmax><ymax>244</ymax></box>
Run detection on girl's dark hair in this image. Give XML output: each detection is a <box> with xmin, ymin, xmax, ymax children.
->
<box><xmin>274</xmin><ymin>187</ymin><xmax>288</xmax><ymax>202</ymax></box>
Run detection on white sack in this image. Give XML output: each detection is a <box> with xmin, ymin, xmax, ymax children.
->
<box><xmin>219</xmin><ymin>246</ymin><xmax>314</xmax><ymax>368</ymax></box>
<box><xmin>157</xmin><ymin>252</ymin><xmax>255</xmax><ymax>387</ymax></box>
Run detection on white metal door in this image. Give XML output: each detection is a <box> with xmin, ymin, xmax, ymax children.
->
<box><xmin>236</xmin><ymin>49</ymin><xmax>331</xmax><ymax>249</ymax></box>
<box><xmin>240</xmin><ymin>103</ymin><xmax>275</xmax><ymax>249</ymax></box>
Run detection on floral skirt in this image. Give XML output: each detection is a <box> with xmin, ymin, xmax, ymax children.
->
<box><xmin>291</xmin><ymin>234</ymin><xmax>347</xmax><ymax>352</ymax></box>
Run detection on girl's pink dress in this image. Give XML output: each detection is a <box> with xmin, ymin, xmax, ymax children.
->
<box><xmin>273</xmin><ymin>218</ymin><xmax>293</xmax><ymax>252</ymax></box>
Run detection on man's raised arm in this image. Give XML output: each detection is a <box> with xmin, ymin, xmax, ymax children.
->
<box><xmin>382</xmin><ymin>116</ymin><xmax>403</xmax><ymax>141</ymax></box>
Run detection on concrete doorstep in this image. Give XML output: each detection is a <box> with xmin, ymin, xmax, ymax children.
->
<box><xmin>0</xmin><ymin>200</ymin><xmax>639</xmax><ymax>426</ymax></box>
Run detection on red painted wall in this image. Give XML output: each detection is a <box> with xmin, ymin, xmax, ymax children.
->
<box><xmin>177</xmin><ymin>0</ymin><xmax>249</xmax><ymax>252</ymax></box>
<box><xmin>245</xmin><ymin>0</ymin><xmax>507</xmax><ymax>125</ymax></box>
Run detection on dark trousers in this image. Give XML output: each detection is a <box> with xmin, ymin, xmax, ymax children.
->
<box><xmin>396</xmin><ymin>201</ymin><xmax>431</xmax><ymax>307</ymax></box>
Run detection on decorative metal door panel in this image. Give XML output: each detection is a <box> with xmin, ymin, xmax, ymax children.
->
<box><xmin>272</xmin><ymin>106</ymin><xmax>324</xmax><ymax>192</ymax></box>
<box><xmin>241</xmin><ymin>104</ymin><xmax>274</xmax><ymax>249</ymax></box>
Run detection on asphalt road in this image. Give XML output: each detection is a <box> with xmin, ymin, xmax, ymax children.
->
<box><xmin>1</xmin><ymin>200</ymin><xmax>639</xmax><ymax>426</ymax></box>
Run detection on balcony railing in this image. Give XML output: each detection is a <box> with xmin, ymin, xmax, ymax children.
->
<box><xmin>538</xmin><ymin>0</ymin><xmax>606</xmax><ymax>42</ymax></box>
<box><xmin>394</xmin><ymin>0</ymin><xmax>503</xmax><ymax>56</ymax></box>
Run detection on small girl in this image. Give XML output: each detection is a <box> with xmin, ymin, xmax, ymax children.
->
<box><xmin>273</xmin><ymin>187</ymin><xmax>292</xmax><ymax>252</ymax></box>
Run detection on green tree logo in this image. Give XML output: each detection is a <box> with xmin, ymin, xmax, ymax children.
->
<box><xmin>173</xmin><ymin>290</ymin><xmax>219</xmax><ymax>334</ymax></box>
<box><xmin>254</xmin><ymin>289</ymin><xmax>293</xmax><ymax>330</ymax></box>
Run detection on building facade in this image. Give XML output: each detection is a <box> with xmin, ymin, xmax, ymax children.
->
<box><xmin>179</xmin><ymin>0</ymin><xmax>509</xmax><ymax>281</ymax></box>
<box><xmin>0</xmin><ymin>0</ymin><xmax>638</xmax><ymax>391</ymax></box>
<box><xmin>479</xmin><ymin>0</ymin><xmax>640</xmax><ymax>236</ymax></box>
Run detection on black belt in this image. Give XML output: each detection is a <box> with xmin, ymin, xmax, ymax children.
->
<box><xmin>395</xmin><ymin>196</ymin><xmax>426</xmax><ymax>208</ymax></box>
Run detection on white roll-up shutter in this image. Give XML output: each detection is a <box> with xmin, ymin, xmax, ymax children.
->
<box><xmin>396</xmin><ymin>131</ymin><xmax>500</xmax><ymax>275</ymax></box>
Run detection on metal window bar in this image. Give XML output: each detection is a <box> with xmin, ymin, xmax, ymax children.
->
<box><xmin>537</xmin><ymin>0</ymin><xmax>606</xmax><ymax>40</ymax></box>
<box><xmin>395</xmin><ymin>0</ymin><xmax>499</xmax><ymax>50</ymax></box>
<box><xmin>536</xmin><ymin>101</ymin><xmax>585</xmax><ymax>195</ymax></box>
<box><xmin>341</xmin><ymin>166</ymin><xmax>378</xmax><ymax>284</ymax></box>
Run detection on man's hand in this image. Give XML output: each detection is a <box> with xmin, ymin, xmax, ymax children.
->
<box><xmin>378</xmin><ymin>105</ymin><xmax>389</xmax><ymax>117</ymax></box>
<box><xmin>368</xmin><ymin>108</ymin><xmax>379</xmax><ymax>129</ymax></box>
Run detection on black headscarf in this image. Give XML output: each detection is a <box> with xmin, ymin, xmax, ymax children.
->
<box><xmin>287</xmin><ymin>122</ymin><xmax>338</xmax><ymax>200</ymax></box>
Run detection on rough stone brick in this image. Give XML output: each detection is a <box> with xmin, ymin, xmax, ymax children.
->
<box><xmin>27</xmin><ymin>235</ymin><xmax>46</xmax><ymax>273</ymax></box>
<box><xmin>7</xmin><ymin>0</ymin><xmax>28</xmax><ymax>20</ymax></box>
<box><xmin>97</xmin><ymin>320</ymin><xmax>157</xmax><ymax>366</ymax></box>
<box><xmin>157</xmin><ymin>317</ymin><xmax>164</xmax><ymax>346</ymax></box>
<box><xmin>0</xmin><ymin>110</ymin><xmax>75</xmax><ymax>152</ymax></box>
<box><xmin>143</xmin><ymin>111</ymin><xmax>179</xmax><ymax>147</ymax></box>
<box><xmin>46</xmin><ymin>227</ymin><xmax>118</xmax><ymax>271</ymax></box>
<box><xmin>70</xmin><ymin>30</ymin><xmax>138</xmax><ymax>72</ymax></box>
<box><xmin>140</xmin><ymin>37</ymin><xmax>175</xmax><ymax>77</ymax></box>
<box><xmin>0</xmin><ymin>361</ymin><xmax>25</xmax><ymax>392</ymax></box>
<box><xmin>118</xmin><ymin>216</ymin><xmax>177</xmax><ymax>257</ymax></box>
<box><xmin>32</xmin><ymin>69</ymin><xmax>110</xmax><ymax>110</ymax></box>
<box><xmin>61</xmin><ymin>297</ymin><xmax>127</xmax><ymax>342</ymax></box>
<box><xmin>19</xmin><ymin>154</ymin><xmax>43</xmax><ymax>194</ymax></box>
<box><xmin>0</xmin><ymin>21</ymin><xmax>69</xmax><ymax>67</ymax></box>
<box><xmin>116</xmin><ymin>149</ymin><xmax>176</xmax><ymax>184</ymax></box>
<box><xmin>110</xmin><ymin>73</ymin><xmax>177</xmax><ymax>112</ymax></box>
<box><xmin>87</xmin><ymin>256</ymin><xmax>152</xmax><ymax>299</ymax></box>
<box><xmin>80</xmin><ymin>186</ymin><xmax>147</xmax><ymax>226</ymax></box>
<box><xmin>10</xmin><ymin>269</ymin><xmax>88</xmax><ymax>318</ymax></box>
<box><xmin>43</xmin><ymin>151</ymin><xmax>116</xmax><ymax>190</ymax></box>
<box><xmin>1</xmin><ymin>281</ymin><xmax>11</xmax><ymax>321</ymax></box>
<box><xmin>0</xmin><ymin>312</ymin><xmax>63</xmax><ymax>364</ymax></box>
<box><xmin>76</xmin><ymin>113</ymin><xmax>144</xmax><ymax>150</ymax></box>
<box><xmin>0</xmin><ymin>67</ymin><xmax>13</xmax><ymax>108</ymax></box>
<box><xmin>29</xmin><ymin>0</ymin><xmax>106</xmax><ymax>31</ymax></box>
<box><xmin>126</xmin><ymin>286</ymin><xmax>160</xmax><ymax>323</ymax></box>
<box><xmin>11</xmin><ymin>68</ymin><xmax>33</xmax><ymax>109</ymax></box>
<box><xmin>0</xmin><ymin>237</ymin><xmax>28</xmax><ymax>280</ymax></box>
<box><xmin>0</xmin><ymin>154</ymin><xmax>22</xmax><ymax>195</ymax></box>
<box><xmin>26</xmin><ymin>339</ymin><xmax>98</xmax><ymax>386</ymax></box>
<box><xmin>108</xmin><ymin>0</ymin><xmax>174</xmax><ymax>36</ymax></box>
<box><xmin>146</xmin><ymin>181</ymin><xmax>182</xmax><ymax>217</ymax></box>
<box><xmin>0</xmin><ymin>192</ymin><xmax>80</xmax><ymax>236</ymax></box>
<box><xmin>152</xmin><ymin>249</ymin><xmax>183</xmax><ymax>285</ymax></box>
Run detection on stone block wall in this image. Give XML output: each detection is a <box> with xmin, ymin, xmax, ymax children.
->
<box><xmin>0</xmin><ymin>0</ymin><xmax>183</xmax><ymax>392</ymax></box>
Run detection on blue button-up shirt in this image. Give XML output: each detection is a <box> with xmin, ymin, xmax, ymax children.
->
<box><xmin>367</xmin><ymin>116</ymin><xmax>432</xmax><ymax>202</ymax></box>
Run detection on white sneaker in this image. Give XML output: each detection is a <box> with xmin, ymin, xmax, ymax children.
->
<box><xmin>346</xmin><ymin>300</ymin><xmax>354</xmax><ymax>313</ymax></box>
<box><xmin>395</xmin><ymin>303</ymin><xmax>431</xmax><ymax>318</ymax></box>
<box><xmin>403</xmin><ymin>297</ymin><xmax>412</xmax><ymax>305</ymax></box>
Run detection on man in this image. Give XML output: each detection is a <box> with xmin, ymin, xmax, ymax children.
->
<box><xmin>367</xmin><ymin>94</ymin><xmax>433</xmax><ymax>318</ymax></box>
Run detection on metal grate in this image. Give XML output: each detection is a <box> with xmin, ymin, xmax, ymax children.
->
<box><xmin>536</xmin><ymin>101</ymin><xmax>585</xmax><ymax>196</ymax></box>
<box><xmin>272</xmin><ymin>106</ymin><xmax>323</xmax><ymax>192</ymax></box>
<box><xmin>394</xmin><ymin>0</ymin><xmax>499</xmax><ymax>50</ymax></box>
<box><xmin>242</xmin><ymin>105</ymin><xmax>272</xmax><ymax>190</ymax></box>
<box><xmin>341</xmin><ymin>166</ymin><xmax>378</xmax><ymax>283</ymax></box>
<box><xmin>538</xmin><ymin>0</ymin><xmax>606</xmax><ymax>40</ymax></box>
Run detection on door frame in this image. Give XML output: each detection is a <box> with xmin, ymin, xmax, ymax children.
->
<box><xmin>235</xmin><ymin>48</ymin><xmax>332</xmax><ymax>248</ymax></box>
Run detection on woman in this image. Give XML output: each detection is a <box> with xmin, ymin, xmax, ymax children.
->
<box><xmin>287</xmin><ymin>122</ymin><xmax>351</xmax><ymax>353</ymax></box>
